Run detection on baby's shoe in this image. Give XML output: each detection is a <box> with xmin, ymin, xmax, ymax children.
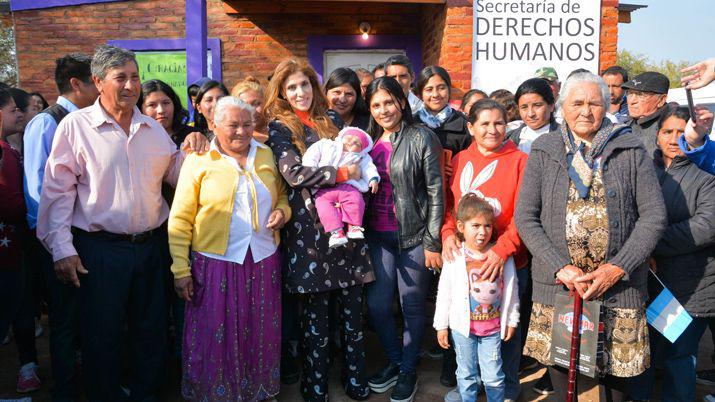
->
<box><xmin>329</xmin><ymin>229</ymin><xmax>349</xmax><ymax>248</ymax></box>
<box><xmin>347</xmin><ymin>225</ymin><xmax>365</xmax><ymax>240</ymax></box>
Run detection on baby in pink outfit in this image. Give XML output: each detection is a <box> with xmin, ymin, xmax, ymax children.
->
<box><xmin>303</xmin><ymin>127</ymin><xmax>380</xmax><ymax>247</ymax></box>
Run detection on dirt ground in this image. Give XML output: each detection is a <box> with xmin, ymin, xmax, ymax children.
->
<box><xmin>1</xmin><ymin>316</ymin><xmax>714</xmax><ymax>401</ymax></box>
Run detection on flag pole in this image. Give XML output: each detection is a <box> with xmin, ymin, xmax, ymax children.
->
<box><xmin>567</xmin><ymin>292</ymin><xmax>583</xmax><ymax>402</ymax></box>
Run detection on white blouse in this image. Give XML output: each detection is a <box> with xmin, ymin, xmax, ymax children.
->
<box><xmin>199</xmin><ymin>139</ymin><xmax>276</xmax><ymax>264</ymax></box>
<box><xmin>518</xmin><ymin>123</ymin><xmax>552</xmax><ymax>155</ymax></box>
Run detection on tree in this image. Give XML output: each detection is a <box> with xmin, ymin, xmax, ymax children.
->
<box><xmin>616</xmin><ymin>50</ymin><xmax>691</xmax><ymax>89</ymax></box>
<box><xmin>0</xmin><ymin>10</ymin><xmax>17</xmax><ymax>86</ymax></box>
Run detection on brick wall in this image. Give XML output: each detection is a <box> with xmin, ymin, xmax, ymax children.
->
<box><xmin>211</xmin><ymin>0</ymin><xmax>421</xmax><ymax>90</ymax></box>
<box><xmin>421</xmin><ymin>0</ymin><xmax>472</xmax><ymax>95</ymax></box>
<box><xmin>599</xmin><ymin>0</ymin><xmax>620</xmax><ymax>73</ymax></box>
<box><xmin>13</xmin><ymin>0</ymin><xmax>185</xmax><ymax>102</ymax></box>
<box><xmin>11</xmin><ymin>0</ymin><xmax>619</xmax><ymax>102</ymax></box>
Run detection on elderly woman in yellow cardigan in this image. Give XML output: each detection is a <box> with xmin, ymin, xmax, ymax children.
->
<box><xmin>168</xmin><ymin>96</ymin><xmax>290</xmax><ymax>402</ymax></box>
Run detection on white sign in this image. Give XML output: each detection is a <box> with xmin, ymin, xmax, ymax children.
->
<box><xmin>471</xmin><ymin>0</ymin><xmax>601</xmax><ymax>94</ymax></box>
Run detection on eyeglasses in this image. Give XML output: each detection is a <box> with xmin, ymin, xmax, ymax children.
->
<box><xmin>625</xmin><ymin>90</ymin><xmax>659</xmax><ymax>100</ymax></box>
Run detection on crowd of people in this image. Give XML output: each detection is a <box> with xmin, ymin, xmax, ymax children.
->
<box><xmin>1</xmin><ymin>44</ymin><xmax>714</xmax><ymax>402</ymax></box>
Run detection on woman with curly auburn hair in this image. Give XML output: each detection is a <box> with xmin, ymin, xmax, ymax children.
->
<box><xmin>264</xmin><ymin>59</ymin><xmax>375</xmax><ymax>402</ymax></box>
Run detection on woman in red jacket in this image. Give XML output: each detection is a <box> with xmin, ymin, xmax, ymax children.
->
<box><xmin>441</xmin><ymin>98</ymin><xmax>528</xmax><ymax>402</ymax></box>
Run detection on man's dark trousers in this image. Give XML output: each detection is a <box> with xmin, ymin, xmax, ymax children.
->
<box><xmin>28</xmin><ymin>233</ymin><xmax>81</xmax><ymax>402</ymax></box>
<box><xmin>74</xmin><ymin>229</ymin><xmax>168</xmax><ymax>402</ymax></box>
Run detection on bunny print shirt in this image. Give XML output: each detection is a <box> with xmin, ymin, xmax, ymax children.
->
<box><xmin>465</xmin><ymin>249</ymin><xmax>502</xmax><ymax>336</ymax></box>
<box><xmin>442</xmin><ymin>140</ymin><xmax>530</xmax><ymax>269</ymax></box>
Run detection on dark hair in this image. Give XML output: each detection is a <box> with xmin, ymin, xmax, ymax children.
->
<box><xmin>355</xmin><ymin>68</ymin><xmax>373</xmax><ymax>80</ymax></box>
<box><xmin>467</xmin><ymin>98</ymin><xmax>508</xmax><ymax>124</ymax></box>
<box><xmin>416</xmin><ymin>65</ymin><xmax>452</xmax><ymax>100</ymax></box>
<box><xmin>488</xmin><ymin>89</ymin><xmax>517</xmax><ymax>122</ymax></box>
<box><xmin>461</xmin><ymin>89</ymin><xmax>487</xmax><ymax>111</ymax></box>
<box><xmin>364</xmin><ymin>76</ymin><xmax>413</xmax><ymax>139</ymax></box>
<box><xmin>138</xmin><ymin>79</ymin><xmax>189</xmax><ymax>132</ymax></box>
<box><xmin>658</xmin><ymin>104</ymin><xmax>691</xmax><ymax>128</ymax></box>
<box><xmin>324</xmin><ymin>67</ymin><xmax>367</xmax><ymax>117</ymax></box>
<box><xmin>55</xmin><ymin>53</ymin><xmax>93</xmax><ymax>95</ymax></box>
<box><xmin>384</xmin><ymin>55</ymin><xmax>414</xmax><ymax>76</ymax></box>
<box><xmin>371</xmin><ymin>63</ymin><xmax>385</xmax><ymax>75</ymax></box>
<box><xmin>29</xmin><ymin>92</ymin><xmax>49</xmax><ymax>110</ymax></box>
<box><xmin>514</xmin><ymin>78</ymin><xmax>555</xmax><ymax>106</ymax></box>
<box><xmin>187</xmin><ymin>84</ymin><xmax>201</xmax><ymax>101</ymax></box>
<box><xmin>602</xmin><ymin>65</ymin><xmax>629</xmax><ymax>83</ymax></box>
<box><xmin>456</xmin><ymin>193</ymin><xmax>496</xmax><ymax>242</ymax></box>
<box><xmin>194</xmin><ymin>80</ymin><xmax>228</xmax><ymax>133</ymax></box>
<box><xmin>0</xmin><ymin>89</ymin><xmax>13</xmax><ymax>109</ymax></box>
<box><xmin>9</xmin><ymin>88</ymin><xmax>30</xmax><ymax>113</ymax></box>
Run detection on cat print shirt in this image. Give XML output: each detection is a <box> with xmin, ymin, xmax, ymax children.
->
<box><xmin>465</xmin><ymin>249</ymin><xmax>502</xmax><ymax>337</ymax></box>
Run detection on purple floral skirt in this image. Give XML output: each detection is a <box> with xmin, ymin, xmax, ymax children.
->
<box><xmin>181</xmin><ymin>250</ymin><xmax>281</xmax><ymax>401</ymax></box>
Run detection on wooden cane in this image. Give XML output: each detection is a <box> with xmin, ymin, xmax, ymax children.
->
<box><xmin>566</xmin><ymin>291</ymin><xmax>583</xmax><ymax>402</ymax></box>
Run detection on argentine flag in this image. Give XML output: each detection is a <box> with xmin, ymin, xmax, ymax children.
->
<box><xmin>646</xmin><ymin>286</ymin><xmax>693</xmax><ymax>344</ymax></box>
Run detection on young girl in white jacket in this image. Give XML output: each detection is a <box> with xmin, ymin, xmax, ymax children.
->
<box><xmin>434</xmin><ymin>194</ymin><xmax>519</xmax><ymax>402</ymax></box>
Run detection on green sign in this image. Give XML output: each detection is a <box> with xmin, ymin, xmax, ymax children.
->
<box><xmin>135</xmin><ymin>51</ymin><xmax>189</xmax><ymax>109</ymax></box>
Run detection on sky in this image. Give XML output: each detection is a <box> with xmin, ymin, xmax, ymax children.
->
<box><xmin>618</xmin><ymin>0</ymin><xmax>715</xmax><ymax>65</ymax></box>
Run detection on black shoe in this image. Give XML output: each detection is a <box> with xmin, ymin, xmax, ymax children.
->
<box><xmin>698</xmin><ymin>368</ymin><xmax>715</xmax><ymax>386</ymax></box>
<box><xmin>368</xmin><ymin>362</ymin><xmax>400</xmax><ymax>393</ymax></box>
<box><xmin>280</xmin><ymin>345</ymin><xmax>300</xmax><ymax>385</ymax></box>
<box><xmin>440</xmin><ymin>353</ymin><xmax>457</xmax><ymax>387</ymax></box>
<box><xmin>345</xmin><ymin>387</ymin><xmax>371</xmax><ymax>401</ymax></box>
<box><xmin>390</xmin><ymin>372</ymin><xmax>418</xmax><ymax>402</ymax></box>
<box><xmin>532</xmin><ymin>371</ymin><xmax>554</xmax><ymax>395</ymax></box>
<box><xmin>342</xmin><ymin>372</ymin><xmax>370</xmax><ymax>401</ymax></box>
<box><xmin>519</xmin><ymin>356</ymin><xmax>539</xmax><ymax>375</ymax></box>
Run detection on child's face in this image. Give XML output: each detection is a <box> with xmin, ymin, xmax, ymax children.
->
<box><xmin>458</xmin><ymin>213</ymin><xmax>493</xmax><ymax>251</ymax></box>
<box><xmin>342</xmin><ymin>134</ymin><xmax>363</xmax><ymax>153</ymax></box>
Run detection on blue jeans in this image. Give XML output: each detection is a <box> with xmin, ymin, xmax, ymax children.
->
<box><xmin>453</xmin><ymin>331</ymin><xmax>505</xmax><ymax>402</ymax></box>
<box><xmin>628</xmin><ymin>317</ymin><xmax>708</xmax><ymax>401</ymax></box>
<box><xmin>474</xmin><ymin>267</ymin><xmax>528</xmax><ymax>400</ymax></box>
<box><xmin>366</xmin><ymin>231</ymin><xmax>430</xmax><ymax>374</ymax></box>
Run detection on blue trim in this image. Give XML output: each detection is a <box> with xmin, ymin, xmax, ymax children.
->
<box><xmin>10</xmin><ymin>0</ymin><xmax>125</xmax><ymax>11</ymax></box>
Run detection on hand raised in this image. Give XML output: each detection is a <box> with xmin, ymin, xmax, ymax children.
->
<box><xmin>681</xmin><ymin>58</ymin><xmax>715</xmax><ymax>90</ymax></box>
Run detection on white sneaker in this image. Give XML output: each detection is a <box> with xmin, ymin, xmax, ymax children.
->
<box><xmin>34</xmin><ymin>317</ymin><xmax>43</xmax><ymax>338</ymax></box>
<box><xmin>704</xmin><ymin>395</ymin><xmax>715</xmax><ymax>402</ymax></box>
<box><xmin>347</xmin><ymin>225</ymin><xmax>365</xmax><ymax>239</ymax></box>
<box><xmin>328</xmin><ymin>230</ymin><xmax>348</xmax><ymax>248</ymax></box>
<box><xmin>16</xmin><ymin>362</ymin><xmax>41</xmax><ymax>393</ymax></box>
<box><xmin>444</xmin><ymin>387</ymin><xmax>461</xmax><ymax>402</ymax></box>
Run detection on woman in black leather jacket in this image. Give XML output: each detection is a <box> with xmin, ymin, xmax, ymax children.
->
<box><xmin>363</xmin><ymin>76</ymin><xmax>444</xmax><ymax>402</ymax></box>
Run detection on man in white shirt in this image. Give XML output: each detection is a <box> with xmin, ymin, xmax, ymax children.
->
<box><xmin>385</xmin><ymin>55</ymin><xmax>424</xmax><ymax>113</ymax></box>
